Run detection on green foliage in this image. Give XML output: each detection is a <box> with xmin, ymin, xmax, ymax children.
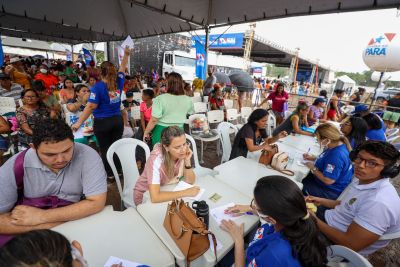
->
<box><xmin>336</xmin><ymin>70</ymin><xmax>400</xmax><ymax>88</ymax></box>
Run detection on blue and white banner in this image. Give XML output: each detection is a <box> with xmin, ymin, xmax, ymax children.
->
<box><xmin>192</xmin><ymin>33</ymin><xmax>244</xmax><ymax>49</ymax></box>
<box><xmin>0</xmin><ymin>36</ymin><xmax>4</xmax><ymax>67</ymax></box>
<box><xmin>194</xmin><ymin>39</ymin><xmax>206</xmax><ymax>80</ymax></box>
<box><xmin>82</xmin><ymin>48</ymin><xmax>93</xmax><ymax>65</ymax></box>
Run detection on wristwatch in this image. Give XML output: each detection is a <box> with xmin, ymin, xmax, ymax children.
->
<box><xmin>311</xmin><ymin>166</ymin><xmax>318</xmax><ymax>174</ymax></box>
<box><xmin>185</xmin><ymin>165</ymin><xmax>192</xmax><ymax>169</ymax></box>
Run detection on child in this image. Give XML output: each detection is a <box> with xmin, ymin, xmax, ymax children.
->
<box><xmin>140</xmin><ymin>89</ymin><xmax>155</xmax><ymax>137</ymax></box>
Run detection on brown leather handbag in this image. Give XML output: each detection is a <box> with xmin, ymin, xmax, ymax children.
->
<box><xmin>258</xmin><ymin>144</ymin><xmax>278</xmax><ymax>165</ymax></box>
<box><xmin>163</xmin><ymin>199</ymin><xmax>217</xmax><ymax>266</ymax></box>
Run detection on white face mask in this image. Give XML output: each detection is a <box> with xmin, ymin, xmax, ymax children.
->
<box><xmin>255</xmin><ymin>210</ymin><xmax>272</xmax><ymax>226</ymax></box>
<box><xmin>40</xmin><ymin>68</ymin><xmax>48</xmax><ymax>74</ymax></box>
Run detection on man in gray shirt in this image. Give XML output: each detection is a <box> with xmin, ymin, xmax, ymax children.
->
<box><xmin>0</xmin><ymin>119</ymin><xmax>107</xmax><ymax>236</ymax></box>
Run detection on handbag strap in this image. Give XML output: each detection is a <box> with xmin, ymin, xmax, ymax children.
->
<box><xmin>266</xmin><ymin>165</ymin><xmax>295</xmax><ymax>176</ymax></box>
<box><xmin>14</xmin><ymin>149</ymin><xmax>29</xmax><ymax>201</ymax></box>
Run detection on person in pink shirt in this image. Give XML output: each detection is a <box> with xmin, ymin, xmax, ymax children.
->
<box><xmin>133</xmin><ymin>126</ymin><xmax>199</xmax><ymax>205</ymax></box>
<box><xmin>140</xmin><ymin>89</ymin><xmax>155</xmax><ymax>133</ymax></box>
<box><xmin>259</xmin><ymin>82</ymin><xmax>289</xmax><ymax>125</ymax></box>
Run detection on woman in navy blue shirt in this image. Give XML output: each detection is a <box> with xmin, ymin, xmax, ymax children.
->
<box><xmin>302</xmin><ymin>123</ymin><xmax>353</xmax><ymax>202</ymax></box>
<box><xmin>72</xmin><ymin>46</ymin><xmax>130</xmax><ymax>178</ymax></box>
<box><xmin>222</xmin><ymin>176</ymin><xmax>328</xmax><ymax>267</ymax></box>
<box><xmin>362</xmin><ymin>113</ymin><xmax>386</xmax><ymax>141</ymax></box>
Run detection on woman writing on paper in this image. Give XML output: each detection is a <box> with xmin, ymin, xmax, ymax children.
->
<box><xmin>272</xmin><ymin>102</ymin><xmax>314</xmax><ymax>137</ymax></box>
<box><xmin>134</xmin><ymin>126</ymin><xmax>199</xmax><ymax>205</ymax></box>
<box><xmin>221</xmin><ymin>176</ymin><xmax>328</xmax><ymax>267</ymax></box>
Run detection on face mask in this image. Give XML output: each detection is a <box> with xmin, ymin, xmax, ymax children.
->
<box><xmin>40</xmin><ymin>68</ymin><xmax>48</xmax><ymax>74</ymax></box>
<box><xmin>255</xmin><ymin>210</ymin><xmax>272</xmax><ymax>226</ymax></box>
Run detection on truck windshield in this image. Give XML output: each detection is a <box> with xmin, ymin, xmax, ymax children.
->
<box><xmin>175</xmin><ymin>55</ymin><xmax>195</xmax><ymax>67</ymax></box>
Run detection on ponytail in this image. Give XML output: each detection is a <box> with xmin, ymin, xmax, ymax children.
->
<box><xmin>340</xmin><ymin>135</ymin><xmax>352</xmax><ymax>152</ymax></box>
<box><xmin>100</xmin><ymin>61</ymin><xmax>117</xmax><ymax>92</ymax></box>
<box><xmin>282</xmin><ymin>216</ymin><xmax>328</xmax><ymax>267</ymax></box>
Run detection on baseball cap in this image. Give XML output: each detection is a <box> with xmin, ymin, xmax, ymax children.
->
<box><xmin>313</xmin><ymin>97</ymin><xmax>327</xmax><ymax>105</ymax></box>
<box><xmin>351</xmin><ymin>104</ymin><xmax>369</xmax><ymax>114</ymax></box>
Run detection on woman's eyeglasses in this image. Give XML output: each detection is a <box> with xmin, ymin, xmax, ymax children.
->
<box><xmin>24</xmin><ymin>96</ymin><xmax>38</xmax><ymax>99</ymax></box>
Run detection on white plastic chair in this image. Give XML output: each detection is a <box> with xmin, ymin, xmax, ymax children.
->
<box><xmin>132</xmin><ymin>92</ymin><xmax>142</xmax><ymax>103</ymax></box>
<box><xmin>193</xmin><ymin>102</ymin><xmax>208</xmax><ymax>113</ymax></box>
<box><xmin>240</xmin><ymin>107</ymin><xmax>252</xmax><ymax>123</ymax></box>
<box><xmin>224</xmin><ymin>99</ymin><xmax>234</xmax><ymax>109</ymax></box>
<box><xmin>386</xmin><ymin>128</ymin><xmax>399</xmax><ymax>138</ymax></box>
<box><xmin>185</xmin><ymin>134</ymin><xmax>216</xmax><ymax>177</ymax></box>
<box><xmin>193</xmin><ymin>92</ymin><xmax>201</xmax><ymax>98</ymax></box>
<box><xmin>131</xmin><ymin>106</ymin><xmax>141</xmax><ymax>120</ymax></box>
<box><xmin>284</xmin><ymin>110</ymin><xmax>292</xmax><ymax>119</ymax></box>
<box><xmin>207</xmin><ymin>110</ymin><xmax>224</xmax><ymax>124</ymax></box>
<box><xmin>203</xmin><ymin>96</ymin><xmax>209</xmax><ymax>103</ymax></box>
<box><xmin>106</xmin><ymin>138</ymin><xmax>150</xmax><ymax>209</ymax></box>
<box><xmin>217</xmin><ymin>122</ymin><xmax>238</xmax><ymax>163</ymax></box>
<box><xmin>327</xmin><ymin>245</ymin><xmax>372</xmax><ymax>267</ymax></box>
<box><xmin>267</xmin><ymin>109</ymin><xmax>277</xmax><ymax>136</ymax></box>
<box><xmin>192</xmin><ymin>96</ymin><xmax>202</xmax><ymax>103</ymax></box>
<box><xmin>226</xmin><ymin>108</ymin><xmax>239</xmax><ymax>122</ymax></box>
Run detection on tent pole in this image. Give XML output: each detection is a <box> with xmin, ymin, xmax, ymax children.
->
<box><xmin>370</xmin><ymin>71</ymin><xmax>384</xmax><ymax>111</ymax></box>
<box><xmin>71</xmin><ymin>44</ymin><xmax>74</xmax><ymax>61</ymax></box>
<box><xmin>204</xmin><ymin>25</ymin><xmax>210</xmax><ymax>78</ymax></box>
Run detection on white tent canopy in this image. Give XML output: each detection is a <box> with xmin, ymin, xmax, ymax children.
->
<box><xmin>0</xmin><ymin>0</ymin><xmax>398</xmax><ymax>44</ymax></box>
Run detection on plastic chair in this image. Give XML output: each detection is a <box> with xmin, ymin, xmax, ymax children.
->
<box><xmin>193</xmin><ymin>102</ymin><xmax>208</xmax><ymax>113</ymax></box>
<box><xmin>203</xmin><ymin>96</ymin><xmax>209</xmax><ymax>103</ymax></box>
<box><xmin>240</xmin><ymin>107</ymin><xmax>252</xmax><ymax>123</ymax></box>
<box><xmin>224</xmin><ymin>99</ymin><xmax>234</xmax><ymax>109</ymax></box>
<box><xmin>192</xmin><ymin>96</ymin><xmax>202</xmax><ymax>103</ymax></box>
<box><xmin>386</xmin><ymin>128</ymin><xmax>399</xmax><ymax>138</ymax></box>
<box><xmin>106</xmin><ymin>138</ymin><xmax>150</xmax><ymax>209</ymax></box>
<box><xmin>207</xmin><ymin>110</ymin><xmax>224</xmax><ymax>124</ymax></box>
<box><xmin>185</xmin><ymin>134</ymin><xmax>216</xmax><ymax>177</ymax></box>
<box><xmin>193</xmin><ymin>92</ymin><xmax>201</xmax><ymax>98</ymax></box>
<box><xmin>327</xmin><ymin>245</ymin><xmax>372</xmax><ymax>267</ymax></box>
<box><xmin>131</xmin><ymin>106</ymin><xmax>141</xmax><ymax>120</ymax></box>
<box><xmin>284</xmin><ymin>110</ymin><xmax>292</xmax><ymax>119</ymax></box>
<box><xmin>132</xmin><ymin>92</ymin><xmax>142</xmax><ymax>103</ymax></box>
<box><xmin>226</xmin><ymin>108</ymin><xmax>239</xmax><ymax>122</ymax></box>
<box><xmin>217</xmin><ymin>122</ymin><xmax>238</xmax><ymax>163</ymax></box>
<box><xmin>267</xmin><ymin>110</ymin><xmax>277</xmax><ymax>136</ymax></box>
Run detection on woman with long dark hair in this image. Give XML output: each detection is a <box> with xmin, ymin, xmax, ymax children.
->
<box><xmin>222</xmin><ymin>176</ymin><xmax>328</xmax><ymax>267</ymax></box>
<box><xmin>272</xmin><ymin>102</ymin><xmax>313</xmax><ymax>137</ymax></box>
<box><xmin>71</xmin><ymin>46</ymin><xmax>130</xmax><ymax>179</ymax></box>
<box><xmin>340</xmin><ymin>116</ymin><xmax>368</xmax><ymax>149</ymax></box>
<box><xmin>229</xmin><ymin>109</ymin><xmax>287</xmax><ymax>160</ymax></box>
<box><xmin>143</xmin><ymin>72</ymin><xmax>194</xmax><ymax>145</ymax></box>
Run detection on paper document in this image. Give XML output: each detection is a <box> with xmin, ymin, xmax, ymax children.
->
<box><xmin>210</xmin><ymin>202</ymin><xmax>242</xmax><ymax>225</ymax></box>
<box><xmin>121</xmin><ymin>35</ymin><xmax>134</xmax><ymax>49</ymax></box>
<box><xmin>208</xmin><ymin>235</ymin><xmax>223</xmax><ymax>253</ymax></box>
<box><xmin>297</xmin><ymin>160</ymin><xmax>314</xmax><ymax>167</ymax></box>
<box><xmin>173</xmin><ymin>181</ymin><xmax>205</xmax><ymax>201</ymax></box>
<box><xmin>104</xmin><ymin>256</ymin><xmax>149</xmax><ymax>267</ymax></box>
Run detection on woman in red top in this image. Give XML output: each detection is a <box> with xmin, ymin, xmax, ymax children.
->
<box><xmin>209</xmin><ymin>84</ymin><xmax>225</xmax><ymax>110</ymax></box>
<box><xmin>259</xmin><ymin>82</ymin><xmax>288</xmax><ymax>125</ymax></box>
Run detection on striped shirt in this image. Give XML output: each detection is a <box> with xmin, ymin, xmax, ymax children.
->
<box><xmin>0</xmin><ymin>83</ymin><xmax>24</xmax><ymax>103</ymax></box>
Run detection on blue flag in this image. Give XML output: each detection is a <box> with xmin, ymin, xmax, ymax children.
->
<box><xmin>195</xmin><ymin>39</ymin><xmax>206</xmax><ymax>80</ymax></box>
<box><xmin>0</xmin><ymin>36</ymin><xmax>4</xmax><ymax>67</ymax></box>
<box><xmin>82</xmin><ymin>48</ymin><xmax>93</xmax><ymax>65</ymax></box>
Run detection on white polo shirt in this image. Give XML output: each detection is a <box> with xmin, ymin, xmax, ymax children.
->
<box><xmin>325</xmin><ymin>178</ymin><xmax>400</xmax><ymax>256</ymax></box>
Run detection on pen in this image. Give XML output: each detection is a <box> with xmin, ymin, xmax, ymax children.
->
<box><xmin>304</xmin><ymin>190</ymin><xmax>310</xmax><ymax>196</ymax></box>
<box><xmin>306</xmin><ymin>148</ymin><xmax>311</xmax><ymax>154</ymax></box>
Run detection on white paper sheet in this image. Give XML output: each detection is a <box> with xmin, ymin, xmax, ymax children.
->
<box><xmin>73</xmin><ymin>127</ymin><xmax>84</xmax><ymax>139</ymax></box>
<box><xmin>173</xmin><ymin>181</ymin><xmax>205</xmax><ymax>201</ymax></box>
<box><xmin>104</xmin><ymin>256</ymin><xmax>149</xmax><ymax>267</ymax></box>
<box><xmin>210</xmin><ymin>202</ymin><xmax>243</xmax><ymax>225</ymax></box>
<box><xmin>121</xmin><ymin>35</ymin><xmax>134</xmax><ymax>49</ymax></box>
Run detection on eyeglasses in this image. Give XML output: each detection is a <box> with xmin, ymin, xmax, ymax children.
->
<box><xmin>24</xmin><ymin>96</ymin><xmax>38</xmax><ymax>99</ymax></box>
<box><xmin>353</xmin><ymin>156</ymin><xmax>385</xmax><ymax>168</ymax></box>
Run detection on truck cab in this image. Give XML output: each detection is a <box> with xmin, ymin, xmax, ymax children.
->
<box><xmin>163</xmin><ymin>50</ymin><xmax>196</xmax><ymax>82</ymax></box>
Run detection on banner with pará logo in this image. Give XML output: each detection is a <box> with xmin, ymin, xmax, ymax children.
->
<box><xmin>194</xmin><ymin>39</ymin><xmax>206</xmax><ymax>80</ymax></box>
<box><xmin>82</xmin><ymin>48</ymin><xmax>94</xmax><ymax>65</ymax></box>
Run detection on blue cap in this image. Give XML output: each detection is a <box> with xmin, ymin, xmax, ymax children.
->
<box><xmin>352</xmin><ymin>104</ymin><xmax>369</xmax><ymax>114</ymax></box>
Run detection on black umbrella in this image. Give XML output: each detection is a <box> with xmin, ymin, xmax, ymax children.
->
<box><xmin>229</xmin><ymin>71</ymin><xmax>254</xmax><ymax>92</ymax></box>
<box><xmin>214</xmin><ymin>72</ymin><xmax>231</xmax><ymax>86</ymax></box>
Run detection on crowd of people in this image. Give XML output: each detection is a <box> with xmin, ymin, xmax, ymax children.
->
<box><xmin>0</xmin><ymin>52</ymin><xmax>400</xmax><ymax>267</ymax></box>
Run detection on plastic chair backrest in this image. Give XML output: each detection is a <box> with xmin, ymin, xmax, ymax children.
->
<box><xmin>188</xmin><ymin>113</ymin><xmax>207</xmax><ymax>133</ymax></box>
<box><xmin>284</xmin><ymin>110</ymin><xmax>292</xmax><ymax>119</ymax></box>
<box><xmin>207</xmin><ymin>110</ymin><xmax>224</xmax><ymax>123</ymax></box>
<box><xmin>0</xmin><ymin>97</ymin><xmax>16</xmax><ymax>108</ymax></box>
<box><xmin>203</xmin><ymin>96</ymin><xmax>209</xmax><ymax>103</ymax></box>
<box><xmin>193</xmin><ymin>102</ymin><xmax>208</xmax><ymax>113</ymax></box>
<box><xmin>226</xmin><ymin>108</ymin><xmax>238</xmax><ymax>121</ymax></box>
<box><xmin>240</xmin><ymin>107</ymin><xmax>252</xmax><ymax>118</ymax></box>
<box><xmin>224</xmin><ymin>99</ymin><xmax>234</xmax><ymax>109</ymax></box>
<box><xmin>131</xmin><ymin>106</ymin><xmax>141</xmax><ymax>120</ymax></box>
<box><xmin>193</xmin><ymin>92</ymin><xmax>201</xmax><ymax>98</ymax></box>
<box><xmin>267</xmin><ymin>110</ymin><xmax>277</xmax><ymax>136</ymax></box>
<box><xmin>327</xmin><ymin>245</ymin><xmax>372</xmax><ymax>267</ymax></box>
<box><xmin>106</xmin><ymin>138</ymin><xmax>150</xmax><ymax>208</ymax></box>
<box><xmin>185</xmin><ymin>134</ymin><xmax>201</xmax><ymax>168</ymax></box>
<box><xmin>132</xmin><ymin>92</ymin><xmax>142</xmax><ymax>103</ymax></box>
<box><xmin>192</xmin><ymin>96</ymin><xmax>202</xmax><ymax>103</ymax></box>
<box><xmin>217</xmin><ymin>122</ymin><xmax>238</xmax><ymax>163</ymax></box>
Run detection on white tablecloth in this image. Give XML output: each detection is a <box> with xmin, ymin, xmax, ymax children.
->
<box><xmin>52</xmin><ymin>206</ymin><xmax>175</xmax><ymax>267</ymax></box>
<box><xmin>137</xmin><ymin>175</ymin><xmax>258</xmax><ymax>267</ymax></box>
<box><xmin>213</xmin><ymin>156</ymin><xmax>303</xmax><ymax>198</ymax></box>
